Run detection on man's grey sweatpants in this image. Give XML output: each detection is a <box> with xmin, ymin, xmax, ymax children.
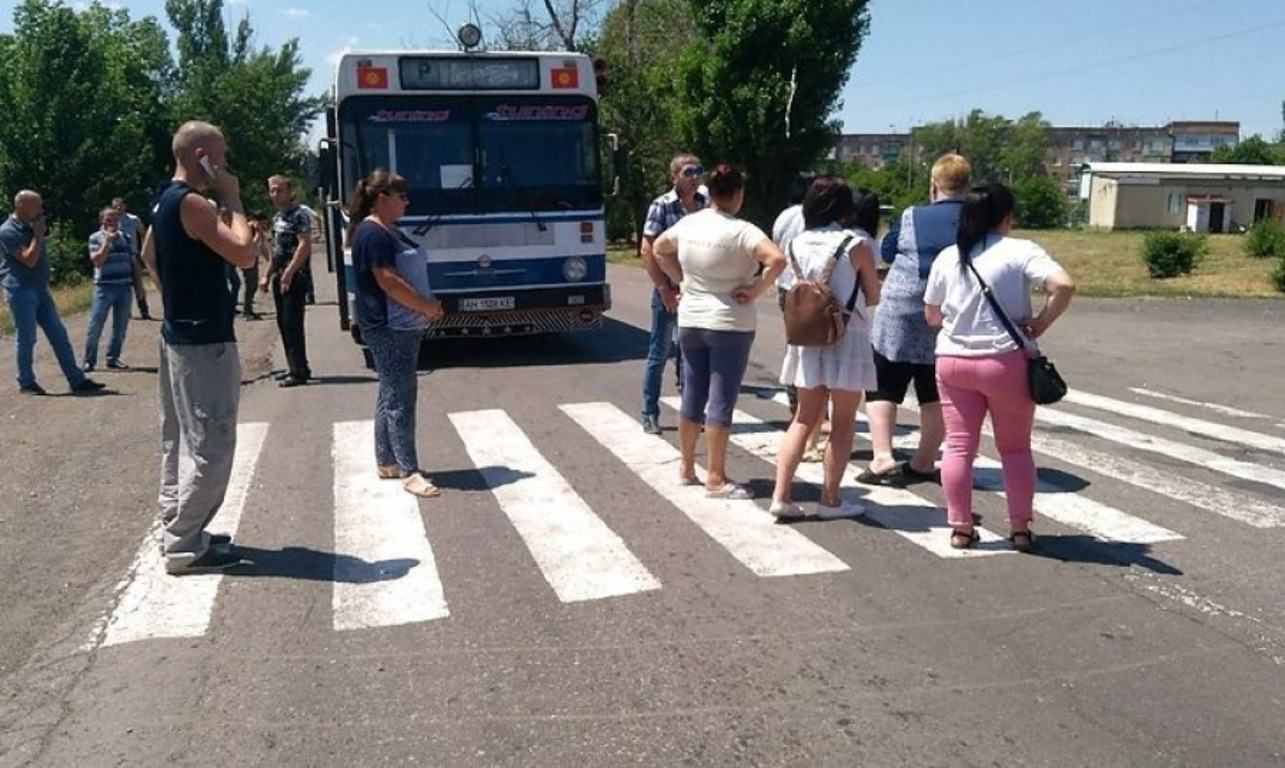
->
<box><xmin>158</xmin><ymin>340</ymin><xmax>241</xmax><ymax>564</ymax></box>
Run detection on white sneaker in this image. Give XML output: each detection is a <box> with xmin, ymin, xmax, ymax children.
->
<box><xmin>816</xmin><ymin>501</ymin><xmax>865</xmax><ymax>520</ymax></box>
<box><xmin>769</xmin><ymin>499</ymin><xmax>806</xmax><ymax>520</ymax></box>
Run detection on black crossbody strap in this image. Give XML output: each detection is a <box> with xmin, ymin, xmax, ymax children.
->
<box><xmin>963</xmin><ymin>242</ymin><xmax>1030</xmax><ymax>352</ymax></box>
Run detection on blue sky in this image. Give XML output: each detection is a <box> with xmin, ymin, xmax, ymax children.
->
<box><xmin>2</xmin><ymin>0</ymin><xmax>1282</xmax><ymax>139</ymax></box>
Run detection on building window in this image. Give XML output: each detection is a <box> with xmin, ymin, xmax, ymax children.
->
<box><xmin>1072</xmin><ymin>139</ymin><xmax>1084</xmax><ymax>150</ymax></box>
<box><xmin>1166</xmin><ymin>193</ymin><xmax>1183</xmax><ymax>216</ymax></box>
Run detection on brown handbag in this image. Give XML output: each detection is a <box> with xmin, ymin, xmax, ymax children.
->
<box><xmin>782</xmin><ymin>235</ymin><xmax>857</xmax><ymax>347</ymax></box>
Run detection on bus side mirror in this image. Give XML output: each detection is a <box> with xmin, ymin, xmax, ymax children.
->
<box><xmin>607</xmin><ymin>133</ymin><xmax>627</xmax><ymax>197</ymax></box>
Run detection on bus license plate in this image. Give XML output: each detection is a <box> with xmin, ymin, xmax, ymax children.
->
<box><xmin>459</xmin><ymin>296</ymin><xmax>515</xmax><ymax>312</ymax></box>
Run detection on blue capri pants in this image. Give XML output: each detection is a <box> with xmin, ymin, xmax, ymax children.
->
<box><xmin>677</xmin><ymin>327</ymin><xmax>755</xmax><ymax>428</ymax></box>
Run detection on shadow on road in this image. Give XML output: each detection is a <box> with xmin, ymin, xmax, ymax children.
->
<box><xmin>227</xmin><ymin>545</ymin><xmax>419</xmax><ymax>583</ymax></box>
<box><xmin>431</xmin><ymin>466</ymin><xmax>536</xmax><ymax>491</ymax></box>
<box><xmin>417</xmin><ymin>316</ymin><xmax>649</xmax><ymax>370</ymax></box>
<box><xmin>308</xmin><ymin>374</ymin><xmax>379</xmax><ymax>386</ymax></box>
<box><xmin>1026</xmin><ymin>535</ymin><xmax>1182</xmax><ymax>575</ymax></box>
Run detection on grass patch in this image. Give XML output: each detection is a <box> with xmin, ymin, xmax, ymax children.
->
<box><xmin>607</xmin><ymin>246</ymin><xmax>642</xmax><ymax>267</ymax></box>
<box><xmin>609</xmin><ymin>231</ymin><xmax>1282</xmax><ymax>299</ymax></box>
<box><xmin>1018</xmin><ymin>229</ymin><xmax>1281</xmax><ymax>298</ymax></box>
<box><xmin>0</xmin><ymin>282</ymin><xmax>96</xmax><ymax>336</ymax></box>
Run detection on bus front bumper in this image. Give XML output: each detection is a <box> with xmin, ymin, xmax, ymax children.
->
<box><xmin>422</xmin><ymin>284</ymin><xmax>611</xmax><ymax>338</ymax></box>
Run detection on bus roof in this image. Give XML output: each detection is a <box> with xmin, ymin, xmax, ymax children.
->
<box><xmin>332</xmin><ymin>50</ymin><xmax>598</xmax><ymax>100</ymax></box>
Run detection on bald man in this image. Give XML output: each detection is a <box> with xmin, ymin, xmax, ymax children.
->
<box><xmin>140</xmin><ymin>120</ymin><xmax>256</xmax><ymax>575</ymax></box>
<box><xmin>0</xmin><ymin>190</ymin><xmax>105</xmax><ymax>395</ymax></box>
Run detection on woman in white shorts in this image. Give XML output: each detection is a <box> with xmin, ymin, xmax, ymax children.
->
<box><xmin>771</xmin><ymin>179</ymin><xmax>882</xmax><ymax>519</ymax></box>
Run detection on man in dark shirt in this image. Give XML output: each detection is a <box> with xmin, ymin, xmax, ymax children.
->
<box><xmin>0</xmin><ymin>189</ymin><xmax>104</xmax><ymax>395</ymax></box>
<box><xmin>262</xmin><ymin>175</ymin><xmax>312</xmax><ymax>386</ymax></box>
<box><xmin>140</xmin><ymin>120</ymin><xmax>256</xmax><ymax>575</ymax></box>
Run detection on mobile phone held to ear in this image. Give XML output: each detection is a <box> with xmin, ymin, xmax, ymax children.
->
<box><xmin>198</xmin><ymin>155</ymin><xmax>217</xmax><ymax>179</ymax></box>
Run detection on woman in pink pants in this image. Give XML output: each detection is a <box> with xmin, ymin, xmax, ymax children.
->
<box><xmin>923</xmin><ymin>184</ymin><xmax>1076</xmax><ymax>552</ymax></box>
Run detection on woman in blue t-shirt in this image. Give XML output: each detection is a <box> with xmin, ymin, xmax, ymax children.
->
<box><xmin>346</xmin><ymin>170</ymin><xmax>446</xmax><ymax>498</ymax></box>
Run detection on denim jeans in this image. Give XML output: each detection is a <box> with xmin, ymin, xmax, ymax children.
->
<box><xmin>641</xmin><ymin>288</ymin><xmax>682</xmax><ymax>418</ymax></box>
<box><xmin>3</xmin><ymin>284</ymin><xmax>86</xmax><ymax>389</ymax></box>
<box><xmin>365</xmin><ymin>325</ymin><xmax>423</xmax><ymax>474</ymax></box>
<box><xmin>83</xmin><ymin>282</ymin><xmax>132</xmax><ymax>367</ymax></box>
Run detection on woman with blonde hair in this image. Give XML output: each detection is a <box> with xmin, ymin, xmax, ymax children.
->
<box><xmin>346</xmin><ymin>169</ymin><xmax>446</xmax><ymax>498</ymax></box>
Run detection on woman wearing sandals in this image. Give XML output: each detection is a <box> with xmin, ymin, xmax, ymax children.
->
<box><xmin>653</xmin><ymin>164</ymin><xmax>787</xmax><ymax>499</ymax></box>
<box><xmin>770</xmin><ymin>179</ymin><xmax>882</xmax><ymax>519</ymax></box>
<box><xmin>923</xmin><ymin>184</ymin><xmax>1076</xmax><ymax>551</ymax></box>
<box><xmin>347</xmin><ymin>169</ymin><xmax>447</xmax><ymax>498</ymax></box>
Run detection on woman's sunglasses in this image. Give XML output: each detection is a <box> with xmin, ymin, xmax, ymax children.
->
<box><xmin>680</xmin><ymin>165</ymin><xmax>704</xmax><ymax>179</ymax></box>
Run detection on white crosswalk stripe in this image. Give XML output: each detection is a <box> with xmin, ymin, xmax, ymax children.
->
<box><xmin>332</xmin><ymin>421</ymin><xmax>449</xmax><ymax>631</ymax></box>
<box><xmin>87</xmin><ymin>378</ymin><xmax>1285</xmax><ymax>644</ymax></box>
<box><xmin>93</xmin><ymin>423</ymin><xmax>270</xmax><ymax>649</ymax></box>
<box><xmin>1128</xmin><ymin>387</ymin><xmax>1276</xmax><ymax>422</ymax></box>
<box><xmin>896</xmin><ymin>399</ymin><xmax>1285</xmax><ymax>529</ymax></box>
<box><xmin>1063</xmin><ymin>389</ymin><xmax>1285</xmax><ymax>457</ymax></box>
<box><xmin>561</xmin><ymin>402</ymin><xmax>850</xmax><ymax>577</ymax></box>
<box><xmin>1033</xmin><ymin>405</ymin><xmax>1285</xmax><ymax>493</ymax></box>
<box><xmin>760</xmin><ymin>393</ymin><xmax>1184</xmax><ymax>544</ymax></box>
<box><xmin>448</xmin><ymin>409</ymin><xmax>661</xmax><ymax>602</ymax></box>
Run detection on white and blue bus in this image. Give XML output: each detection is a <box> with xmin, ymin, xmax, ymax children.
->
<box><xmin>318</xmin><ymin>43</ymin><xmax>618</xmax><ymax>347</ymax></box>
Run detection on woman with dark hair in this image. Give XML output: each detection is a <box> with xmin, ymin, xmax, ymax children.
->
<box><xmin>654</xmin><ymin>164</ymin><xmax>787</xmax><ymax>499</ymax></box>
<box><xmin>347</xmin><ymin>169</ymin><xmax>446</xmax><ymax>498</ymax></box>
<box><xmin>923</xmin><ymin>183</ymin><xmax>1076</xmax><ymax>550</ymax></box>
<box><xmin>771</xmin><ymin>180</ymin><xmax>882</xmax><ymax>519</ymax></box>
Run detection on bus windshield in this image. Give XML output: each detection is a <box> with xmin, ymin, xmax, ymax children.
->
<box><xmin>339</xmin><ymin>94</ymin><xmax>602</xmax><ymax>216</ymax></box>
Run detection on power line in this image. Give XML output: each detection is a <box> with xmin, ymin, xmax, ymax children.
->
<box><xmin>858</xmin><ymin>16</ymin><xmax>1285</xmax><ymax>112</ymax></box>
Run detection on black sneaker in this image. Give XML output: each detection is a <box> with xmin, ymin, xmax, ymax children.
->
<box><xmin>19</xmin><ymin>383</ymin><xmax>47</xmax><ymax>396</ymax></box>
<box><xmin>71</xmin><ymin>379</ymin><xmax>107</xmax><ymax>395</ymax></box>
<box><xmin>106</xmin><ymin>359</ymin><xmax>130</xmax><ymax>370</ymax></box>
<box><xmin>82</xmin><ymin>362</ymin><xmax>96</xmax><ymax>373</ymax></box>
<box><xmin>278</xmin><ymin>375</ymin><xmax>307</xmax><ymax>388</ymax></box>
<box><xmin>641</xmin><ymin>415</ymin><xmax>662</xmax><ymax>435</ymax></box>
<box><xmin>165</xmin><ymin>547</ymin><xmax>247</xmax><ymax>575</ymax></box>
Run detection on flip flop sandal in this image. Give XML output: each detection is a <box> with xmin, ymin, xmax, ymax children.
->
<box><xmin>1009</xmin><ymin>530</ymin><xmax>1035</xmax><ymax>553</ymax></box>
<box><xmin>950</xmin><ymin>528</ymin><xmax>980</xmax><ymax>550</ymax></box>
<box><xmin>856</xmin><ymin>464</ymin><xmax>905</xmax><ymax>486</ymax></box>
<box><xmin>769</xmin><ymin>499</ymin><xmax>806</xmax><ymax>520</ymax></box>
<box><xmin>899</xmin><ymin>463</ymin><xmax>941</xmax><ymax>484</ymax></box>
<box><xmin>706</xmin><ymin>482</ymin><xmax>751</xmax><ymax>500</ymax></box>
<box><xmin>377</xmin><ymin>465</ymin><xmax>402</xmax><ymax>480</ymax></box>
<box><xmin>679</xmin><ymin>476</ymin><xmax>702</xmax><ymax>487</ymax></box>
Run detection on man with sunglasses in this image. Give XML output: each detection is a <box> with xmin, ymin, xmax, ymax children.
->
<box><xmin>639</xmin><ymin>154</ymin><xmax>707</xmax><ymax>435</ymax></box>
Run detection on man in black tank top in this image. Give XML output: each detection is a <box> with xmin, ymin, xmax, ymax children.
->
<box><xmin>140</xmin><ymin>120</ymin><xmax>257</xmax><ymax>575</ymax></box>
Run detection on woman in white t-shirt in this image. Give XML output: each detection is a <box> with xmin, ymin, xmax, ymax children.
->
<box><xmin>923</xmin><ymin>183</ymin><xmax>1076</xmax><ymax>552</ymax></box>
<box><xmin>654</xmin><ymin>165</ymin><xmax>787</xmax><ymax>499</ymax></box>
<box><xmin>770</xmin><ymin>179</ymin><xmax>883</xmax><ymax>519</ymax></box>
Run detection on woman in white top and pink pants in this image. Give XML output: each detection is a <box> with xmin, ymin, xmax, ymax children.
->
<box><xmin>923</xmin><ymin>184</ymin><xmax>1076</xmax><ymax>552</ymax></box>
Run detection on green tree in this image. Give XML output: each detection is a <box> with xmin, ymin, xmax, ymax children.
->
<box><xmin>671</xmin><ymin>0</ymin><xmax>871</xmax><ymax>226</ymax></box>
<box><xmin>1210</xmin><ymin>134</ymin><xmax>1282</xmax><ymax>165</ymax></box>
<box><xmin>164</xmin><ymin>0</ymin><xmax>324</xmax><ymax>213</ymax></box>
<box><xmin>0</xmin><ymin>0</ymin><xmax>172</xmax><ymax>240</ymax></box>
<box><xmin>1014</xmin><ymin>175</ymin><xmax>1067</xmax><ymax>229</ymax></box>
<box><xmin>594</xmin><ymin>0</ymin><xmax>699</xmax><ymax>243</ymax></box>
<box><xmin>914</xmin><ymin>110</ymin><xmax>1052</xmax><ymax>186</ymax></box>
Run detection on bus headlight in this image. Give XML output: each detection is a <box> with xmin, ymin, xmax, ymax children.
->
<box><xmin>563</xmin><ymin>256</ymin><xmax>588</xmax><ymax>282</ymax></box>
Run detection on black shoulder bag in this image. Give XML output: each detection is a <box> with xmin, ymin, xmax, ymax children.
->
<box><xmin>963</xmin><ymin>257</ymin><xmax>1068</xmax><ymax>405</ymax></box>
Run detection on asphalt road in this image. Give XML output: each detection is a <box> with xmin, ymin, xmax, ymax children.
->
<box><xmin>1</xmin><ymin>257</ymin><xmax>1283</xmax><ymax>767</ymax></box>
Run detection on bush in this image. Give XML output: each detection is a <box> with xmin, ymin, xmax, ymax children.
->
<box><xmin>1014</xmin><ymin>176</ymin><xmax>1069</xmax><ymax>229</ymax></box>
<box><xmin>46</xmin><ymin>220</ymin><xmax>89</xmax><ymax>288</ymax></box>
<box><xmin>1142</xmin><ymin>231</ymin><xmax>1207</xmax><ymax>278</ymax></box>
<box><xmin>1272</xmin><ymin>255</ymin><xmax>1285</xmax><ymax>292</ymax></box>
<box><xmin>1244</xmin><ymin>219</ymin><xmax>1285</xmax><ymax>259</ymax></box>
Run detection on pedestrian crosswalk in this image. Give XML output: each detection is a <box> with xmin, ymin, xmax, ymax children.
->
<box><xmin>87</xmin><ymin>385</ymin><xmax>1285</xmax><ymax>649</ymax></box>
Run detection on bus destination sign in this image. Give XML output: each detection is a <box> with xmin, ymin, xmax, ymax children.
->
<box><xmin>399</xmin><ymin>57</ymin><xmax>541</xmax><ymax>91</ymax></box>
